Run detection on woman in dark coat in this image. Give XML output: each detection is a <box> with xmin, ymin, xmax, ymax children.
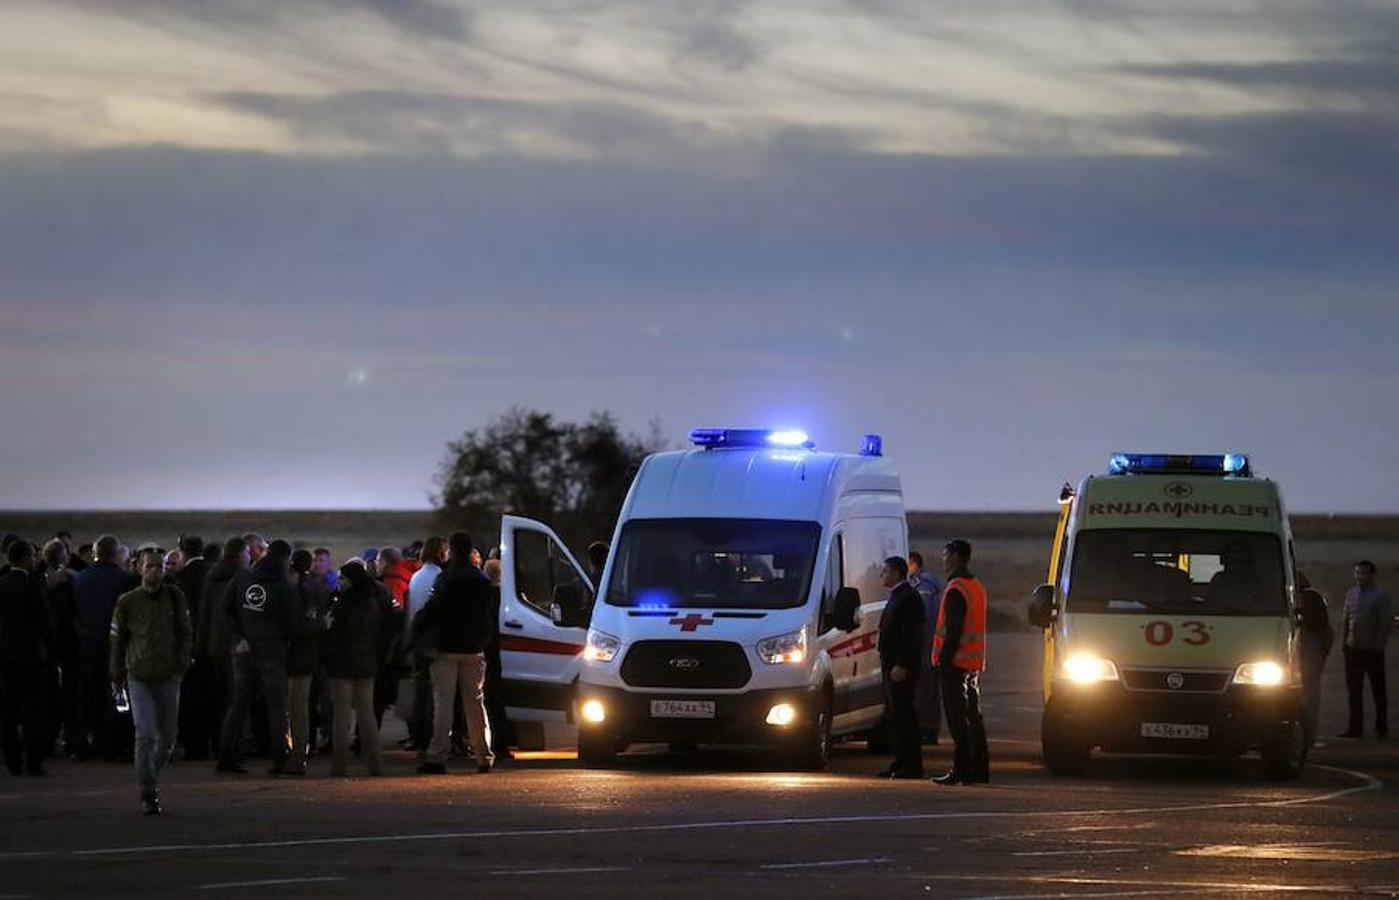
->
<box><xmin>324</xmin><ymin>561</ymin><xmax>394</xmax><ymax>776</ymax></box>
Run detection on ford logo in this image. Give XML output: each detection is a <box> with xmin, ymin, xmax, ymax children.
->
<box><xmin>1166</xmin><ymin>672</ymin><xmax>1185</xmax><ymax>690</ymax></box>
<box><xmin>668</xmin><ymin>657</ymin><xmax>701</xmax><ymax>670</ymax></box>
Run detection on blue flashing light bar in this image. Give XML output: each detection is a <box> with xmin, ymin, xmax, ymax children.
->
<box><xmin>689</xmin><ymin>428</ymin><xmax>815</xmax><ymax>450</ymax></box>
<box><xmin>860</xmin><ymin>434</ymin><xmax>883</xmax><ymax>457</ymax></box>
<box><xmin>1108</xmin><ymin>452</ymin><xmax>1252</xmax><ymax>477</ymax></box>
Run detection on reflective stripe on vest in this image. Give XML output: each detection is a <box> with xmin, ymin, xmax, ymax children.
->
<box><xmin>932</xmin><ymin>576</ymin><xmax>988</xmax><ymax>671</ymax></box>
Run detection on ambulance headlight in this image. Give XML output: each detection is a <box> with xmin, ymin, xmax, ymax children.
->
<box><xmin>1233</xmin><ymin>661</ymin><xmax>1285</xmax><ymax>686</ymax></box>
<box><xmin>581</xmin><ymin>699</ymin><xmax>607</xmax><ymax>724</ymax></box>
<box><xmin>583</xmin><ymin>629</ymin><xmax>621</xmax><ymax>663</ymax></box>
<box><xmin>757</xmin><ymin>627</ymin><xmax>807</xmax><ymax>665</ymax></box>
<box><xmin>765</xmin><ymin>703</ymin><xmax>797</xmax><ymax>726</ymax></box>
<box><xmin>1063</xmin><ymin>654</ymin><xmax>1120</xmax><ymax>684</ymax></box>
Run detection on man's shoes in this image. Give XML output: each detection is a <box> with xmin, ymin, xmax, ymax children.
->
<box><xmin>931</xmin><ymin>771</ymin><xmax>966</xmax><ymax>786</ymax></box>
<box><xmin>1336</xmin><ymin>730</ymin><xmax>1362</xmax><ymax>739</ymax></box>
<box><xmin>888</xmin><ymin>770</ymin><xmax>924</xmax><ymax>780</ymax></box>
<box><xmin>25</xmin><ymin>767</ymin><xmax>48</xmax><ymax>777</ymax></box>
<box><xmin>278</xmin><ymin>762</ymin><xmax>307</xmax><ymax>777</ymax></box>
<box><xmin>964</xmin><ymin>771</ymin><xmax>989</xmax><ymax>784</ymax></box>
<box><xmin>874</xmin><ymin>764</ymin><xmax>900</xmax><ymax>778</ymax></box>
<box><xmin>417</xmin><ymin>761</ymin><xmax>447</xmax><ymax>775</ymax></box>
<box><xmin>477</xmin><ymin>761</ymin><xmax>493</xmax><ymax>774</ymax></box>
<box><xmin>140</xmin><ymin>792</ymin><xmax>162</xmax><ymax>816</ymax></box>
<box><xmin>215</xmin><ymin>762</ymin><xmax>249</xmax><ymax>775</ymax></box>
<box><xmin>1377</xmin><ymin>731</ymin><xmax>1388</xmax><ymax>741</ymax></box>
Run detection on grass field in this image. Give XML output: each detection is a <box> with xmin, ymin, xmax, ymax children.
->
<box><xmin>3</xmin><ymin>510</ymin><xmax>1395</xmax><ymax>631</ymax></box>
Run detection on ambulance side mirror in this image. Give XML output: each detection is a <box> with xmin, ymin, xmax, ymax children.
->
<box><xmin>1027</xmin><ymin>583</ymin><xmax>1056</xmax><ymax>630</ymax></box>
<box><xmin>833</xmin><ymin>587</ymin><xmax>861</xmax><ymax>633</ymax></box>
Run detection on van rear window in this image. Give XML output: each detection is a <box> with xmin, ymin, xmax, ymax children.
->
<box><xmin>1067</xmin><ymin>529</ymin><xmax>1286</xmax><ymax>616</ymax></box>
<box><xmin>605</xmin><ymin>518</ymin><xmax>821</xmax><ymax>610</ymax></box>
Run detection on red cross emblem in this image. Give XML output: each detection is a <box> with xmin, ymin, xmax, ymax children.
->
<box><xmin>669</xmin><ymin>613</ymin><xmax>714</xmax><ymax>632</ymax></box>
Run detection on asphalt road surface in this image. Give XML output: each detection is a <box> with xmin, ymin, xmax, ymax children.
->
<box><xmin>2</xmin><ymin>634</ymin><xmax>1396</xmax><ymax>898</ymax></box>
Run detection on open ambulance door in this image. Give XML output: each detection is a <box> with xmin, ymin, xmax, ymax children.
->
<box><xmin>498</xmin><ymin>515</ymin><xmax>595</xmax><ymax>726</ymax></box>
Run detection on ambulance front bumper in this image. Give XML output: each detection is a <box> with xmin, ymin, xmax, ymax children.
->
<box><xmin>1046</xmin><ymin>681</ymin><xmax>1305</xmax><ymax>753</ymax></box>
<box><xmin>577</xmin><ymin>684</ymin><xmax>822</xmax><ymax>744</ymax></box>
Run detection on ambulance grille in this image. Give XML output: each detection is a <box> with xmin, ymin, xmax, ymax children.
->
<box><xmin>1121</xmin><ymin>669</ymin><xmax>1231</xmax><ymax>693</ymax></box>
<box><xmin>620</xmin><ymin>641</ymin><xmax>752</xmax><ymax>689</ymax></box>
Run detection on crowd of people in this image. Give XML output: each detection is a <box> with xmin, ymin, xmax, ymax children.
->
<box><xmin>0</xmin><ymin>528</ymin><xmax>512</xmax><ymax>815</ymax></box>
<box><xmin>0</xmin><ymin>528</ymin><xmax>1390</xmax><ymax>815</ymax></box>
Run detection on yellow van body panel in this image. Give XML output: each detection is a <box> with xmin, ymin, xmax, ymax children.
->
<box><xmin>1061</xmin><ymin>613</ymin><xmax>1291</xmax><ymax>674</ymax></box>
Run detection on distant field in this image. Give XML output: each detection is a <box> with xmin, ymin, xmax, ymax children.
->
<box><xmin>3</xmin><ymin>510</ymin><xmax>1395</xmax><ymax>631</ymax></box>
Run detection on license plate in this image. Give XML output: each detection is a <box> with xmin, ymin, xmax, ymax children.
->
<box><xmin>650</xmin><ymin>700</ymin><xmax>716</xmax><ymax>719</ymax></box>
<box><xmin>1141</xmin><ymin>722</ymin><xmax>1209</xmax><ymax>740</ymax></box>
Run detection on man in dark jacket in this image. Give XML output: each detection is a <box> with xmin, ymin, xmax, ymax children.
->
<box><xmin>71</xmin><ymin>535</ymin><xmax>137</xmax><ymax>760</ymax></box>
<box><xmin>285</xmin><ymin>549</ymin><xmax>327</xmax><ymax>775</ymax></box>
<box><xmin>40</xmin><ymin>541</ymin><xmax>79</xmax><ymax>758</ymax></box>
<box><xmin>184</xmin><ymin>537</ymin><xmax>246</xmax><ymax>761</ymax></box>
<box><xmin>413</xmin><ymin>532</ymin><xmax>496</xmax><ymax>774</ymax></box>
<box><xmin>1</xmin><ymin>542</ymin><xmax>54</xmax><ymax>776</ymax></box>
<box><xmin>217</xmin><ymin>539</ymin><xmax>302</xmax><ymax>776</ymax></box>
<box><xmin>171</xmin><ymin>535</ymin><xmax>208</xmax><ymax>758</ymax></box>
<box><xmin>877</xmin><ymin>555</ymin><xmax>925</xmax><ymax>779</ymax></box>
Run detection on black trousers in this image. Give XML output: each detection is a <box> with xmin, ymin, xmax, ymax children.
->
<box><xmin>939</xmin><ymin>667</ymin><xmax>989</xmax><ymax>779</ymax></box>
<box><xmin>1344</xmin><ymin>648</ymin><xmax>1388</xmax><ymax>735</ymax></box>
<box><xmin>409</xmin><ymin>656</ymin><xmax>434</xmax><ymax>749</ymax></box>
<box><xmin>181</xmin><ymin>656</ymin><xmax>230</xmax><ymax>760</ymax></box>
<box><xmin>1</xmin><ymin>660</ymin><xmax>46</xmax><ymax>773</ymax></box>
<box><xmin>74</xmin><ymin>646</ymin><xmax>115</xmax><ymax>758</ymax></box>
<box><xmin>882</xmin><ymin>669</ymin><xmax>923</xmax><ymax>776</ymax></box>
<box><xmin>220</xmin><ymin>654</ymin><xmax>288</xmax><ymax>767</ymax></box>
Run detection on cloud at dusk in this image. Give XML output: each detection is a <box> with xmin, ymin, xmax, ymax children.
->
<box><xmin>1</xmin><ymin>0</ymin><xmax>1396</xmax><ymax>511</ymax></box>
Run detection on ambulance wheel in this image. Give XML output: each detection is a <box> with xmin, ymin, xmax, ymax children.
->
<box><xmin>793</xmin><ymin>698</ymin><xmax>832</xmax><ymax>770</ymax></box>
<box><xmin>1042</xmin><ymin>710</ymin><xmax>1089</xmax><ymax>776</ymax></box>
<box><xmin>1261</xmin><ymin>719</ymin><xmax>1307</xmax><ymax>781</ymax></box>
<box><xmin>578</xmin><ymin>728</ymin><xmax>617</xmax><ymax>768</ymax></box>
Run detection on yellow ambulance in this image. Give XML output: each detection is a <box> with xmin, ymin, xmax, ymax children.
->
<box><xmin>1028</xmin><ymin>453</ymin><xmax>1307</xmax><ymax>780</ymax></box>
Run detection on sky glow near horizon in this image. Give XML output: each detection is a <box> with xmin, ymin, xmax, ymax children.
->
<box><xmin>1</xmin><ymin>1</ymin><xmax>1397</xmax><ymax>512</ymax></box>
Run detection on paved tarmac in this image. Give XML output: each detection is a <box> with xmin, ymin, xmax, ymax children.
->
<box><xmin>1</xmin><ymin>634</ymin><xmax>1396</xmax><ymax>898</ymax></box>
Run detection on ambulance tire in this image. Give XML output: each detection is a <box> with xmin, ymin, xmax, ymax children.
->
<box><xmin>578</xmin><ymin>728</ymin><xmax>617</xmax><ymax>768</ymax></box>
<box><xmin>1260</xmin><ymin>719</ymin><xmax>1307</xmax><ymax>781</ymax></box>
<box><xmin>1041</xmin><ymin>709</ymin><xmax>1090</xmax><ymax>776</ymax></box>
<box><xmin>793</xmin><ymin>695</ymin><xmax>833</xmax><ymax>770</ymax></box>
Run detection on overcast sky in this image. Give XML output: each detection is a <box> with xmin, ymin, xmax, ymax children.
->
<box><xmin>1</xmin><ymin>1</ymin><xmax>1396</xmax><ymax>512</ymax></box>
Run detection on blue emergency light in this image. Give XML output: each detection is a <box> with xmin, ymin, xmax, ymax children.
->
<box><xmin>860</xmin><ymin>434</ymin><xmax>883</xmax><ymax>457</ymax></box>
<box><xmin>689</xmin><ymin>428</ymin><xmax>815</xmax><ymax>449</ymax></box>
<box><xmin>1107</xmin><ymin>452</ymin><xmax>1252</xmax><ymax>477</ymax></box>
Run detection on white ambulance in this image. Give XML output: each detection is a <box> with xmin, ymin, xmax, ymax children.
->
<box><xmin>496</xmin><ymin>427</ymin><xmax>907</xmax><ymax>768</ymax></box>
<box><xmin>1028</xmin><ymin>452</ymin><xmax>1308</xmax><ymax>779</ymax></box>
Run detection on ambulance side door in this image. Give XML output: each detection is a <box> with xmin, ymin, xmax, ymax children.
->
<box><xmin>841</xmin><ymin>517</ymin><xmax>906</xmax><ymax>729</ymax></box>
<box><xmin>499</xmin><ymin>515</ymin><xmax>595</xmax><ymax>723</ymax></box>
<box><xmin>819</xmin><ymin>533</ymin><xmax>857</xmax><ymax>715</ymax></box>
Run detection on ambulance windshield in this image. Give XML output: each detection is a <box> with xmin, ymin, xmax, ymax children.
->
<box><xmin>605</xmin><ymin>518</ymin><xmax>821</xmax><ymax>610</ymax></box>
<box><xmin>1067</xmin><ymin>529</ymin><xmax>1286</xmax><ymax>616</ymax></box>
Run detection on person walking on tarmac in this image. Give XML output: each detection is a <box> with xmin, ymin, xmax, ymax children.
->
<box><xmin>217</xmin><ymin>539</ymin><xmax>303</xmax><ymax>776</ymax></box>
<box><xmin>109</xmin><ymin>550</ymin><xmax>192</xmax><ymax>814</ymax></box>
<box><xmin>931</xmin><ymin>539</ymin><xmax>989</xmax><ymax>786</ymax></box>
<box><xmin>877</xmin><ymin>556</ymin><xmax>926</xmax><ymax>779</ymax></box>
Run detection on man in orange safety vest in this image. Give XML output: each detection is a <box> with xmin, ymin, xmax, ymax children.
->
<box><xmin>930</xmin><ymin>539</ymin><xmax>989</xmax><ymax>785</ymax></box>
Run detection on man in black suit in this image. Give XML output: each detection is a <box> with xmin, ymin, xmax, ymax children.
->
<box><xmin>877</xmin><ymin>555</ymin><xmax>925</xmax><ymax>778</ymax></box>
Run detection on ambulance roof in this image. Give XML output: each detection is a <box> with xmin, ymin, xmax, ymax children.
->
<box><xmin>622</xmin><ymin>447</ymin><xmax>901</xmax><ymax>522</ymax></box>
<box><xmin>1076</xmin><ymin>472</ymin><xmax>1285</xmax><ymax>533</ymax></box>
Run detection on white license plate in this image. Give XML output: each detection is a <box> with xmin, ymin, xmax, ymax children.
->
<box><xmin>650</xmin><ymin>700</ymin><xmax>716</xmax><ymax>719</ymax></box>
<box><xmin>1141</xmin><ymin>722</ymin><xmax>1209</xmax><ymax>740</ymax></box>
